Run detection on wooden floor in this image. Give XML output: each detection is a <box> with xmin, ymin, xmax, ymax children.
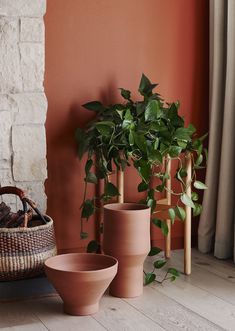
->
<box><xmin>1</xmin><ymin>249</ymin><xmax>235</xmax><ymax>331</ymax></box>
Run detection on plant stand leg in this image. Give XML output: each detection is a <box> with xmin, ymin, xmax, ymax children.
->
<box><xmin>165</xmin><ymin>156</ymin><xmax>171</xmax><ymax>259</ymax></box>
<box><xmin>184</xmin><ymin>154</ymin><xmax>192</xmax><ymax>275</ymax></box>
<box><xmin>117</xmin><ymin>169</ymin><xmax>124</xmax><ymax>203</ymax></box>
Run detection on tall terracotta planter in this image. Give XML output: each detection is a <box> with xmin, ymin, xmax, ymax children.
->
<box><xmin>103</xmin><ymin>203</ymin><xmax>151</xmax><ymax>298</ymax></box>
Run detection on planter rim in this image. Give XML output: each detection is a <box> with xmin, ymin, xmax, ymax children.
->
<box><xmin>45</xmin><ymin>253</ymin><xmax>118</xmax><ymax>275</ymax></box>
<box><xmin>104</xmin><ymin>203</ymin><xmax>150</xmax><ymax>212</ymax></box>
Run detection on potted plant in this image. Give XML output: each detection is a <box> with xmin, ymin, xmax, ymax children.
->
<box><xmin>76</xmin><ymin>74</ymin><xmax>207</xmax><ymax>293</ymax></box>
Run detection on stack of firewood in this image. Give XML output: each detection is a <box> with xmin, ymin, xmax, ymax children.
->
<box><xmin>0</xmin><ymin>202</ymin><xmax>33</xmax><ymax>228</ymax></box>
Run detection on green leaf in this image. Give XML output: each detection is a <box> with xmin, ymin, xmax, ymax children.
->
<box><xmin>168</xmin><ymin>146</ymin><xmax>182</xmax><ymax>157</ymax></box>
<box><xmin>85</xmin><ymin>172</ymin><xmax>97</xmax><ymax>184</ymax></box>
<box><xmin>82</xmin><ymin>101</ymin><xmax>104</xmax><ymax>112</ymax></box>
<box><xmin>138</xmin><ymin>73</ymin><xmax>157</xmax><ymax>97</ymax></box>
<box><xmin>122</xmin><ymin>119</ymin><xmax>132</xmax><ymax>130</ymax></box>
<box><xmin>87</xmin><ymin>240</ymin><xmax>100</xmax><ymax>253</ymax></box>
<box><xmin>133</xmin><ymin>132</ymin><xmax>147</xmax><ymax>152</ymax></box>
<box><xmin>187</xmin><ymin>123</ymin><xmax>196</xmax><ymax>135</ymax></box>
<box><xmin>195</xmin><ymin>154</ymin><xmax>203</xmax><ymax>166</ymax></box>
<box><xmin>191</xmin><ymin>191</ymin><xmax>199</xmax><ymax>201</ymax></box>
<box><xmin>147</xmin><ymin>188</ymin><xmax>155</xmax><ymax>199</ymax></box>
<box><xmin>81</xmin><ymin>199</ymin><xmax>95</xmax><ymax>219</ymax></box>
<box><xmin>148</xmin><ymin>150</ymin><xmax>163</xmax><ymax>163</ymax></box>
<box><xmin>124</xmin><ymin>109</ymin><xmax>133</xmax><ymax>121</ymax></box>
<box><xmin>145</xmin><ymin>100</ymin><xmax>161</xmax><ymax>121</ymax></box>
<box><xmin>174</xmin><ymin>206</ymin><xmax>186</xmax><ymax>221</ymax></box>
<box><xmin>147</xmin><ymin>198</ymin><xmax>157</xmax><ymax>213</ymax></box>
<box><xmin>193</xmin><ymin>203</ymin><xmax>202</xmax><ymax>217</ymax></box>
<box><xmin>119</xmin><ymin>88</ymin><xmax>131</xmax><ymax>100</ymax></box>
<box><xmin>85</xmin><ymin>159</ymin><xmax>93</xmax><ymax>175</ymax></box>
<box><xmin>105</xmin><ymin>182</ymin><xmax>120</xmax><ymax>197</ymax></box>
<box><xmin>144</xmin><ymin>273</ymin><xmax>156</xmax><ymax>285</ymax></box>
<box><xmin>80</xmin><ymin>231</ymin><xmax>88</xmax><ymax>239</ymax></box>
<box><xmin>116</xmin><ymin>109</ymin><xmax>124</xmax><ymax>119</ymax></box>
<box><xmin>129</xmin><ymin>131</ymin><xmax>134</xmax><ymax>146</ymax></box>
<box><xmin>156</xmin><ymin>184</ymin><xmax>165</xmax><ymax>192</ymax></box>
<box><xmin>168</xmin><ymin>102</ymin><xmax>184</xmax><ymax>127</ymax></box>
<box><xmin>168</xmin><ymin>208</ymin><xmax>176</xmax><ymax>224</ymax></box>
<box><xmin>137</xmin><ymin>161</ymin><xmax>151</xmax><ymax>183</ymax></box>
<box><xmin>194</xmin><ymin>181</ymin><xmax>208</xmax><ymax>190</ymax></box>
<box><xmin>181</xmin><ymin>193</ymin><xmax>195</xmax><ymax>208</ymax></box>
<box><xmin>192</xmin><ymin>139</ymin><xmax>203</xmax><ymax>155</ymax></box>
<box><xmin>152</xmin><ymin>218</ymin><xmax>162</xmax><ymax>228</ymax></box>
<box><xmin>138</xmin><ymin>182</ymin><xmax>149</xmax><ymax>192</ymax></box>
<box><xmin>154</xmin><ymin>260</ymin><xmax>167</xmax><ymax>269</ymax></box>
<box><xmin>179</xmin><ymin>168</ymin><xmax>187</xmax><ymax>178</ymax></box>
<box><xmin>167</xmin><ymin>268</ymin><xmax>180</xmax><ymax>277</ymax></box>
<box><xmin>95</xmin><ymin>121</ymin><xmax>114</xmax><ymax>136</ymax></box>
<box><xmin>175</xmin><ymin>168</ymin><xmax>187</xmax><ymax>183</ymax></box>
<box><xmin>161</xmin><ymin>221</ymin><xmax>169</xmax><ymax>236</ymax></box>
<box><xmin>170</xmin><ymin>276</ymin><xmax>176</xmax><ymax>282</ymax></box>
<box><xmin>177</xmin><ymin>140</ymin><xmax>188</xmax><ymax>149</ymax></box>
<box><xmin>148</xmin><ymin>247</ymin><xmax>162</xmax><ymax>256</ymax></box>
<box><xmin>152</xmin><ymin>218</ymin><xmax>169</xmax><ymax>236</ymax></box>
<box><xmin>174</xmin><ymin>127</ymin><xmax>191</xmax><ymax>141</ymax></box>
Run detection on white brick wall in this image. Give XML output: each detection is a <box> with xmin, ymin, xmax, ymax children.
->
<box><xmin>0</xmin><ymin>0</ymin><xmax>47</xmax><ymax>212</ymax></box>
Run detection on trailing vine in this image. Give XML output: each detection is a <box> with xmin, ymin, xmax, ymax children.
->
<box><xmin>76</xmin><ymin>74</ymin><xmax>207</xmax><ymax>284</ymax></box>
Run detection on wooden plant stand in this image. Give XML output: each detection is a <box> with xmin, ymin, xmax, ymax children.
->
<box><xmin>115</xmin><ymin>154</ymin><xmax>192</xmax><ymax>275</ymax></box>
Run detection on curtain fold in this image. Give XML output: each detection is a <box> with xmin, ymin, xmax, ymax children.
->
<box><xmin>198</xmin><ymin>0</ymin><xmax>235</xmax><ymax>261</ymax></box>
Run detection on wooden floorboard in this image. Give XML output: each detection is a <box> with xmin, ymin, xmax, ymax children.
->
<box><xmin>171</xmin><ymin>250</ymin><xmax>235</xmax><ymax>305</ymax></box>
<box><xmin>145</xmin><ymin>254</ymin><xmax>235</xmax><ymax>330</ymax></box>
<box><xmin>124</xmin><ymin>286</ymin><xmax>221</xmax><ymax>331</ymax></box>
<box><xmin>0</xmin><ymin>249</ymin><xmax>235</xmax><ymax>330</ymax></box>
<box><xmin>23</xmin><ymin>296</ymin><xmax>106</xmax><ymax>331</ymax></box>
<box><xmin>94</xmin><ymin>294</ymin><xmax>164</xmax><ymax>330</ymax></box>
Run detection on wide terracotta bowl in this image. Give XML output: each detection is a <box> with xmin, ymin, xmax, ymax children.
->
<box><xmin>45</xmin><ymin>253</ymin><xmax>118</xmax><ymax>316</ymax></box>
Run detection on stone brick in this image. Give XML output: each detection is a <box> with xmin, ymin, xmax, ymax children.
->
<box><xmin>0</xmin><ymin>94</ymin><xmax>12</xmax><ymax>111</ymax></box>
<box><xmin>20</xmin><ymin>43</ymin><xmax>44</xmax><ymax>92</ymax></box>
<box><xmin>0</xmin><ymin>1</ymin><xmax>47</xmax><ymax>212</ymax></box>
<box><xmin>10</xmin><ymin>93</ymin><xmax>47</xmax><ymax>124</ymax></box>
<box><xmin>12</xmin><ymin>125</ymin><xmax>47</xmax><ymax>181</ymax></box>
<box><xmin>20</xmin><ymin>18</ymin><xmax>44</xmax><ymax>42</ymax></box>
<box><xmin>0</xmin><ymin>169</ymin><xmax>16</xmax><ymax>210</ymax></box>
<box><xmin>0</xmin><ymin>110</ymin><xmax>12</xmax><ymax>161</ymax></box>
<box><xmin>0</xmin><ymin>0</ymin><xmax>46</xmax><ymax>17</ymax></box>
<box><xmin>0</xmin><ymin>18</ymin><xmax>22</xmax><ymax>93</ymax></box>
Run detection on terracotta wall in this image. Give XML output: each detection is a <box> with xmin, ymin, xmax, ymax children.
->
<box><xmin>44</xmin><ymin>0</ymin><xmax>209</xmax><ymax>252</ymax></box>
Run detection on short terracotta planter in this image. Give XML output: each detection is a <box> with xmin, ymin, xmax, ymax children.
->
<box><xmin>103</xmin><ymin>203</ymin><xmax>151</xmax><ymax>298</ymax></box>
<box><xmin>45</xmin><ymin>253</ymin><xmax>118</xmax><ymax>316</ymax></box>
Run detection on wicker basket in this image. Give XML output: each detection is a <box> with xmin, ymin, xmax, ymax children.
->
<box><xmin>0</xmin><ymin>186</ymin><xmax>57</xmax><ymax>281</ymax></box>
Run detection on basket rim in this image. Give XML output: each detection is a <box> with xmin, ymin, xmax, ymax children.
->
<box><xmin>0</xmin><ymin>215</ymin><xmax>53</xmax><ymax>233</ymax></box>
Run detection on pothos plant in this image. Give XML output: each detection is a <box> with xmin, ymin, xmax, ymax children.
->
<box><xmin>76</xmin><ymin>74</ymin><xmax>207</xmax><ymax>285</ymax></box>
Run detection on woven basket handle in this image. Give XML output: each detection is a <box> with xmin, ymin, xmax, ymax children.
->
<box><xmin>0</xmin><ymin>186</ymin><xmax>47</xmax><ymax>227</ymax></box>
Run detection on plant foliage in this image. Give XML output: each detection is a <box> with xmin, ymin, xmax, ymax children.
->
<box><xmin>76</xmin><ymin>74</ymin><xmax>208</xmax><ymax>284</ymax></box>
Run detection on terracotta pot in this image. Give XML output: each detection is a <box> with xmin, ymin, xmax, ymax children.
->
<box><xmin>45</xmin><ymin>253</ymin><xmax>118</xmax><ymax>315</ymax></box>
<box><xmin>103</xmin><ymin>203</ymin><xmax>151</xmax><ymax>298</ymax></box>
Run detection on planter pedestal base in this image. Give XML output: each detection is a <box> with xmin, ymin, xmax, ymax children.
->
<box><xmin>64</xmin><ymin>302</ymin><xmax>99</xmax><ymax>316</ymax></box>
<box><xmin>109</xmin><ymin>261</ymin><xmax>144</xmax><ymax>298</ymax></box>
